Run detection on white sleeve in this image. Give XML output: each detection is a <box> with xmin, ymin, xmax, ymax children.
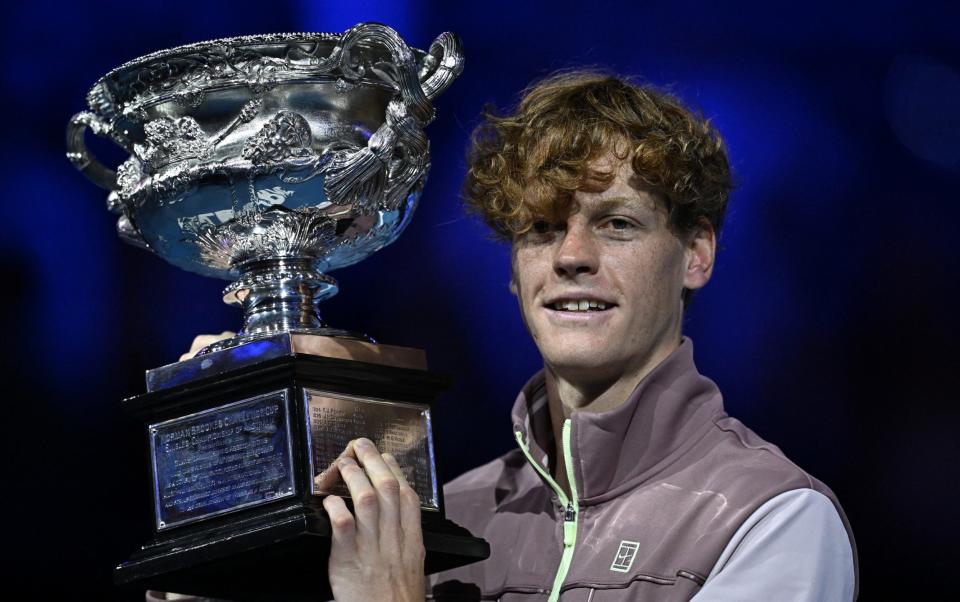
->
<box><xmin>690</xmin><ymin>488</ymin><xmax>856</xmax><ymax>601</ymax></box>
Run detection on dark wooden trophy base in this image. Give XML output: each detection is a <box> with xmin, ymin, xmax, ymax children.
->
<box><xmin>114</xmin><ymin>336</ymin><xmax>489</xmax><ymax>601</ymax></box>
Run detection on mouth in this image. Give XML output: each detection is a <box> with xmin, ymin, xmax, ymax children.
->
<box><xmin>544</xmin><ymin>298</ymin><xmax>617</xmax><ymax>313</ymax></box>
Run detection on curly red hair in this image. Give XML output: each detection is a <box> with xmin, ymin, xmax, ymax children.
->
<box><xmin>463</xmin><ymin>70</ymin><xmax>733</xmax><ymax>240</ymax></box>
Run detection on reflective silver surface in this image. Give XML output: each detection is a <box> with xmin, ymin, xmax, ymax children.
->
<box><xmin>144</xmin><ymin>331</ymin><xmax>427</xmax><ymax>391</ymax></box>
<box><xmin>305</xmin><ymin>389</ymin><xmax>438</xmax><ymax>510</ymax></box>
<box><xmin>149</xmin><ymin>389</ymin><xmax>296</xmax><ymax>530</ymax></box>
<box><xmin>67</xmin><ymin>24</ymin><xmax>463</xmax><ymax>345</ymax></box>
<box><xmin>145</xmin><ymin>332</ymin><xmax>301</xmax><ymax>392</ymax></box>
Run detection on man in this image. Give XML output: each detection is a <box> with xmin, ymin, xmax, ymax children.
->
<box><xmin>167</xmin><ymin>71</ymin><xmax>858</xmax><ymax>601</ymax></box>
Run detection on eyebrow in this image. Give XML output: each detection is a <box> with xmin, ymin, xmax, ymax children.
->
<box><xmin>587</xmin><ymin>196</ymin><xmax>657</xmax><ymax>215</ymax></box>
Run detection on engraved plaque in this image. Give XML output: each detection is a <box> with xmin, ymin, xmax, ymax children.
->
<box><xmin>305</xmin><ymin>389</ymin><xmax>439</xmax><ymax>510</ymax></box>
<box><xmin>150</xmin><ymin>390</ymin><xmax>295</xmax><ymax>529</ymax></box>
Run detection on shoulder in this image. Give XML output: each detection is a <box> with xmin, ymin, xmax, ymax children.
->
<box><xmin>694</xmin><ymin>414</ymin><xmax>833</xmax><ymax>499</ymax></box>
<box><xmin>634</xmin><ymin>412</ymin><xmax>857</xmax><ymax>568</ymax></box>
<box><xmin>688</xmin><ymin>416</ymin><xmax>859</xmax><ymax>598</ymax></box>
<box><xmin>693</xmin><ymin>413</ymin><xmax>854</xmax><ymax>540</ymax></box>
<box><xmin>443</xmin><ymin>449</ymin><xmax>533</xmax><ymax>497</ymax></box>
<box><xmin>442</xmin><ymin>448</ymin><xmax>542</xmax><ymax>532</ymax></box>
<box><xmin>443</xmin><ymin>448</ymin><xmax>526</xmax><ymax>496</ymax></box>
<box><xmin>692</xmin><ymin>488</ymin><xmax>857</xmax><ymax>601</ymax></box>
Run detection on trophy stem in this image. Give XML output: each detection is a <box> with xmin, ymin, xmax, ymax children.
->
<box><xmin>224</xmin><ymin>257</ymin><xmax>338</xmax><ymax>335</ymax></box>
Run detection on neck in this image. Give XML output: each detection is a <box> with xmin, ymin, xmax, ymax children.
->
<box><xmin>543</xmin><ymin>336</ymin><xmax>683</xmax><ymax>496</ymax></box>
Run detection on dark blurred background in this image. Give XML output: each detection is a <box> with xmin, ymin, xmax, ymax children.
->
<box><xmin>1</xmin><ymin>0</ymin><xmax>957</xmax><ymax>598</ymax></box>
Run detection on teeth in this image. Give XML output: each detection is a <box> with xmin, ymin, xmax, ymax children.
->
<box><xmin>552</xmin><ymin>300</ymin><xmax>610</xmax><ymax>312</ymax></box>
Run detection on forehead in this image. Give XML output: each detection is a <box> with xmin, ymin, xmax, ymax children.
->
<box><xmin>570</xmin><ymin>159</ymin><xmax>663</xmax><ymax>216</ymax></box>
<box><xmin>569</xmin><ymin>194</ymin><xmax>660</xmax><ymax>219</ymax></box>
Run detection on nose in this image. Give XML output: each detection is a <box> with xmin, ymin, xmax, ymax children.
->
<box><xmin>554</xmin><ymin>222</ymin><xmax>599</xmax><ymax>278</ymax></box>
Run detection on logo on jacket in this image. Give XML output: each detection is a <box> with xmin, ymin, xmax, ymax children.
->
<box><xmin>610</xmin><ymin>540</ymin><xmax>640</xmax><ymax>573</ymax></box>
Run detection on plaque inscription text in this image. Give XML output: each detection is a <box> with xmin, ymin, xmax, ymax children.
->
<box><xmin>150</xmin><ymin>390</ymin><xmax>295</xmax><ymax>529</ymax></box>
<box><xmin>305</xmin><ymin>389</ymin><xmax>438</xmax><ymax>510</ymax></box>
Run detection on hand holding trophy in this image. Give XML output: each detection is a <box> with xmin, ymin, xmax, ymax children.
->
<box><xmin>67</xmin><ymin>22</ymin><xmax>487</xmax><ymax>601</ymax></box>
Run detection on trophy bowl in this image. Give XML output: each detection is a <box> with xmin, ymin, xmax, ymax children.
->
<box><xmin>67</xmin><ymin>23</ymin><xmax>464</xmax><ymax>347</ymax></box>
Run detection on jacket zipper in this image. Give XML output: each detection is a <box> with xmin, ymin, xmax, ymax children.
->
<box><xmin>514</xmin><ymin>418</ymin><xmax>579</xmax><ymax>602</ymax></box>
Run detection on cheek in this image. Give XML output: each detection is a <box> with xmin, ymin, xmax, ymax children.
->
<box><xmin>512</xmin><ymin>251</ymin><xmax>545</xmax><ymax>294</ymax></box>
<box><xmin>511</xmin><ymin>254</ymin><xmax>542</xmax><ymax>326</ymax></box>
<box><xmin>651</xmin><ymin>236</ymin><xmax>687</xmax><ymax>277</ymax></box>
<box><xmin>616</xmin><ymin>243</ymin><xmax>685</xmax><ymax>306</ymax></box>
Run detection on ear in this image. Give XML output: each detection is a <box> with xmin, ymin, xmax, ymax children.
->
<box><xmin>682</xmin><ymin>223</ymin><xmax>716</xmax><ymax>291</ymax></box>
<box><xmin>509</xmin><ymin>278</ymin><xmax>518</xmax><ymax>296</ymax></box>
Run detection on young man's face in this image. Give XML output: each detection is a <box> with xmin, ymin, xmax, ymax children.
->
<box><xmin>510</xmin><ymin>155</ymin><xmax>715</xmax><ymax>386</ymax></box>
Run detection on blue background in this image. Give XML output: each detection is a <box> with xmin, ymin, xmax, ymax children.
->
<box><xmin>1</xmin><ymin>0</ymin><xmax>957</xmax><ymax>598</ymax></box>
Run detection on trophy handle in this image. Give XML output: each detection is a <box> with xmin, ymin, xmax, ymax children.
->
<box><xmin>67</xmin><ymin>111</ymin><xmax>152</xmax><ymax>248</ymax></box>
<box><xmin>320</xmin><ymin>24</ymin><xmax>463</xmax><ymax>208</ymax></box>
<box><xmin>419</xmin><ymin>32</ymin><xmax>465</xmax><ymax>101</ymax></box>
<box><xmin>66</xmin><ymin>111</ymin><xmax>121</xmax><ymax>191</ymax></box>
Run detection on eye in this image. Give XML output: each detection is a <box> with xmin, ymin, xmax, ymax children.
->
<box><xmin>517</xmin><ymin>219</ymin><xmax>560</xmax><ymax>245</ymax></box>
<box><xmin>531</xmin><ymin>220</ymin><xmax>553</xmax><ymax>234</ymax></box>
<box><xmin>599</xmin><ymin>216</ymin><xmax>640</xmax><ymax>235</ymax></box>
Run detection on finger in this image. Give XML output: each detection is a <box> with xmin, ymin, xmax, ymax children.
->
<box><xmin>180</xmin><ymin>331</ymin><xmax>235</xmax><ymax>361</ymax></box>
<box><xmin>339</xmin><ymin>442</ymin><xmax>358</xmax><ymax>462</ymax></box>
<box><xmin>383</xmin><ymin>453</ymin><xmax>423</xmax><ymax>547</ymax></box>
<box><xmin>322</xmin><ymin>495</ymin><xmax>357</xmax><ymax>556</ymax></box>
<box><xmin>351</xmin><ymin>439</ymin><xmax>402</xmax><ymax>551</ymax></box>
<box><xmin>314</xmin><ymin>442</ymin><xmax>361</xmax><ymax>493</ymax></box>
<box><xmin>337</xmin><ymin>455</ymin><xmax>379</xmax><ymax>542</ymax></box>
<box><xmin>313</xmin><ymin>459</ymin><xmax>341</xmax><ymax>494</ymax></box>
<box><xmin>314</xmin><ymin>441</ymin><xmax>361</xmax><ymax>493</ymax></box>
<box><xmin>188</xmin><ymin>332</ymin><xmax>229</xmax><ymax>354</ymax></box>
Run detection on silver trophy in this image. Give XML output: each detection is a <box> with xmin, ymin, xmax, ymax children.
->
<box><xmin>68</xmin><ymin>22</ymin><xmax>462</xmax><ymax>347</ymax></box>
<box><xmin>68</xmin><ymin>24</ymin><xmax>486</xmax><ymax>600</ymax></box>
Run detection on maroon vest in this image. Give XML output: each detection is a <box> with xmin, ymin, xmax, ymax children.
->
<box><xmin>430</xmin><ymin>339</ymin><xmax>858</xmax><ymax>601</ymax></box>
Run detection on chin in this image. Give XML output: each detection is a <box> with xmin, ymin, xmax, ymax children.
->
<box><xmin>541</xmin><ymin>346</ymin><xmax>615</xmax><ymax>374</ymax></box>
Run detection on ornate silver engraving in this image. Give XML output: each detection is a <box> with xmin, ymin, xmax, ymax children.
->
<box><xmin>66</xmin><ymin>23</ymin><xmax>464</xmax><ymax>346</ymax></box>
<box><xmin>143</xmin><ymin>117</ymin><xmax>214</xmax><ymax>166</ymax></box>
<box><xmin>241</xmin><ymin>111</ymin><xmax>316</xmax><ymax>165</ymax></box>
<box><xmin>181</xmin><ymin>207</ymin><xmax>339</xmax><ymax>270</ymax></box>
<box><xmin>116</xmin><ymin>156</ymin><xmax>144</xmax><ymax>197</ymax></box>
<box><xmin>150</xmin><ymin>163</ymin><xmax>199</xmax><ymax>202</ymax></box>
